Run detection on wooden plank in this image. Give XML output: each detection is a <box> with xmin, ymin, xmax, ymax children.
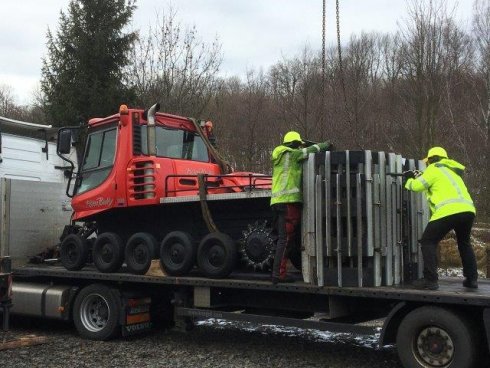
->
<box><xmin>0</xmin><ymin>334</ymin><xmax>47</xmax><ymax>351</ymax></box>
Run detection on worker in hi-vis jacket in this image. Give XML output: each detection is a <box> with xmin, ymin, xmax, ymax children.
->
<box><xmin>404</xmin><ymin>146</ymin><xmax>477</xmax><ymax>290</ymax></box>
<box><xmin>270</xmin><ymin>131</ymin><xmax>332</xmax><ymax>284</ymax></box>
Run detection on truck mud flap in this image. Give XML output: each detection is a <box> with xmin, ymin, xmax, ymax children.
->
<box><xmin>121</xmin><ymin>296</ymin><xmax>153</xmax><ymax>337</ymax></box>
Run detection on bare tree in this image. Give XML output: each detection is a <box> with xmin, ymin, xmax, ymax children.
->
<box><xmin>126</xmin><ymin>7</ymin><xmax>222</xmax><ymax>117</ymax></box>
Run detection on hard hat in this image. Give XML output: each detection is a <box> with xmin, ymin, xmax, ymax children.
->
<box><xmin>283</xmin><ymin>131</ymin><xmax>304</xmax><ymax>144</ymax></box>
<box><xmin>425</xmin><ymin>146</ymin><xmax>448</xmax><ymax>160</ymax></box>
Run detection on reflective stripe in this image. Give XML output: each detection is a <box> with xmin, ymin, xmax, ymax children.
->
<box><xmin>435</xmin><ymin>198</ymin><xmax>475</xmax><ymax>210</ymax></box>
<box><xmin>408</xmin><ymin>180</ymin><xmax>414</xmax><ymax>191</ymax></box>
<box><xmin>271</xmin><ymin>187</ymin><xmax>300</xmax><ymax>198</ymax></box>
<box><xmin>436</xmin><ymin>164</ymin><xmax>463</xmax><ymax>197</ymax></box>
<box><xmin>278</xmin><ymin>152</ymin><xmax>291</xmax><ymax>190</ymax></box>
<box><xmin>433</xmin><ymin>164</ymin><xmax>474</xmax><ymax>210</ymax></box>
<box><xmin>417</xmin><ymin>177</ymin><xmax>430</xmax><ymax>189</ymax></box>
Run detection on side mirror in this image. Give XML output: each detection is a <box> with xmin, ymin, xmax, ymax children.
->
<box><xmin>57</xmin><ymin>128</ymin><xmax>72</xmax><ymax>155</ymax></box>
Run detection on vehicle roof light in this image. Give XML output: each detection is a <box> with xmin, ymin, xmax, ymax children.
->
<box><xmin>119</xmin><ymin>104</ymin><xmax>129</xmax><ymax>115</ymax></box>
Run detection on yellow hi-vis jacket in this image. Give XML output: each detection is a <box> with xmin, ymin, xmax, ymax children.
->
<box><xmin>270</xmin><ymin>142</ymin><xmax>329</xmax><ymax>206</ymax></box>
<box><xmin>404</xmin><ymin>158</ymin><xmax>475</xmax><ymax>221</ymax></box>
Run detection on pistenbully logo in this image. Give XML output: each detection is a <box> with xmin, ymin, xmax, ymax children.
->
<box><xmin>86</xmin><ymin>197</ymin><xmax>113</xmax><ymax>208</ymax></box>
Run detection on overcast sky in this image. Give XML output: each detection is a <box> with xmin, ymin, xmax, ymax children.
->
<box><xmin>0</xmin><ymin>0</ymin><xmax>474</xmax><ymax>105</ymax></box>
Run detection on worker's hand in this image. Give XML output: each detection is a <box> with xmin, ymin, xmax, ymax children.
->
<box><xmin>402</xmin><ymin>170</ymin><xmax>416</xmax><ymax>179</ymax></box>
<box><xmin>316</xmin><ymin>142</ymin><xmax>330</xmax><ymax>151</ymax></box>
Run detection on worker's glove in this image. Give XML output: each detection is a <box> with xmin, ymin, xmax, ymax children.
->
<box><xmin>317</xmin><ymin>142</ymin><xmax>332</xmax><ymax>151</ymax></box>
<box><xmin>402</xmin><ymin>170</ymin><xmax>416</xmax><ymax>179</ymax></box>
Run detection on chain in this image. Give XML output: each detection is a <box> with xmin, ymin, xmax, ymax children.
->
<box><xmin>336</xmin><ymin>0</ymin><xmax>348</xmax><ymax>118</ymax></box>
<box><xmin>322</xmin><ymin>0</ymin><xmax>327</xmax><ymax>101</ymax></box>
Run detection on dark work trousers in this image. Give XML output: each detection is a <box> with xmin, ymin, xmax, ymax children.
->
<box><xmin>420</xmin><ymin>212</ymin><xmax>477</xmax><ymax>282</ymax></box>
<box><xmin>271</xmin><ymin>203</ymin><xmax>301</xmax><ymax>279</ymax></box>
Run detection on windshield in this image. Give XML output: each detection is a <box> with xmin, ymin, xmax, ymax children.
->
<box><xmin>76</xmin><ymin>126</ymin><xmax>117</xmax><ymax>194</ymax></box>
<box><xmin>141</xmin><ymin>126</ymin><xmax>209</xmax><ymax>162</ymax></box>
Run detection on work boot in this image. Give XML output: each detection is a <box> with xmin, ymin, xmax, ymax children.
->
<box><xmin>272</xmin><ymin>275</ymin><xmax>295</xmax><ymax>285</ymax></box>
<box><xmin>411</xmin><ymin>278</ymin><xmax>439</xmax><ymax>291</ymax></box>
<box><xmin>463</xmin><ymin>278</ymin><xmax>478</xmax><ymax>289</ymax></box>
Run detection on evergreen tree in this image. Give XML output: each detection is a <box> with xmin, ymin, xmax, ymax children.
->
<box><xmin>41</xmin><ymin>0</ymin><xmax>137</xmax><ymax>126</ymax></box>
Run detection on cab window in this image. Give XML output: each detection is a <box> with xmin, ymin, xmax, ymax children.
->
<box><xmin>77</xmin><ymin>126</ymin><xmax>117</xmax><ymax>194</ymax></box>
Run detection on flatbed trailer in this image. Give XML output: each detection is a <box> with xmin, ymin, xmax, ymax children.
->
<box><xmin>9</xmin><ymin>264</ymin><xmax>490</xmax><ymax>368</ymax></box>
<box><xmin>3</xmin><ymin>150</ymin><xmax>490</xmax><ymax>367</ymax></box>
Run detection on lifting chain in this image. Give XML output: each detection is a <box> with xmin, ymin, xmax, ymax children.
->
<box><xmin>321</xmin><ymin>0</ymin><xmax>326</xmax><ymax>113</ymax></box>
<box><xmin>336</xmin><ymin>0</ymin><xmax>349</xmax><ymax>124</ymax></box>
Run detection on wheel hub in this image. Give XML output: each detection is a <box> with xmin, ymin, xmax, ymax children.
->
<box><xmin>80</xmin><ymin>294</ymin><xmax>110</xmax><ymax>332</ymax></box>
<box><xmin>239</xmin><ymin>222</ymin><xmax>274</xmax><ymax>270</ymax></box>
<box><xmin>101</xmin><ymin>243</ymin><xmax>113</xmax><ymax>263</ymax></box>
<box><xmin>416</xmin><ymin>327</ymin><xmax>454</xmax><ymax>367</ymax></box>
<box><xmin>170</xmin><ymin>243</ymin><xmax>185</xmax><ymax>264</ymax></box>
<box><xmin>133</xmin><ymin>244</ymin><xmax>147</xmax><ymax>263</ymax></box>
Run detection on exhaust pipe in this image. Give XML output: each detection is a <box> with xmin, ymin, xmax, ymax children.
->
<box><xmin>146</xmin><ymin>103</ymin><xmax>160</xmax><ymax>156</ymax></box>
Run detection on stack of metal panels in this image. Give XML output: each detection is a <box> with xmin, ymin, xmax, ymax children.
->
<box><xmin>301</xmin><ymin>150</ymin><xmax>428</xmax><ymax>287</ymax></box>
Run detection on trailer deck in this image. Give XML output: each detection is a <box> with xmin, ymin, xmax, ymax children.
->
<box><xmin>13</xmin><ymin>265</ymin><xmax>490</xmax><ymax>307</ymax></box>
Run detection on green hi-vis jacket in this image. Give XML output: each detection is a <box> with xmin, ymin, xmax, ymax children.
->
<box><xmin>404</xmin><ymin>158</ymin><xmax>475</xmax><ymax>221</ymax></box>
<box><xmin>270</xmin><ymin>142</ymin><xmax>330</xmax><ymax>206</ymax></box>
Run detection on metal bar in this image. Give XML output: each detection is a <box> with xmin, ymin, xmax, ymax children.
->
<box><xmin>302</xmin><ymin>156</ymin><xmax>317</xmax><ymax>284</ymax></box>
<box><xmin>0</xmin><ymin>179</ymin><xmax>11</xmax><ymax>257</ymax></box>
<box><xmin>346</xmin><ymin>151</ymin><xmax>352</xmax><ymax>258</ymax></box>
<box><xmin>356</xmin><ymin>171</ymin><xmax>363</xmax><ymax>287</ymax></box>
<box><xmin>385</xmin><ymin>153</ymin><xmax>395</xmax><ymax>285</ymax></box>
<box><xmin>175</xmin><ymin>307</ymin><xmax>377</xmax><ymax>336</ymax></box>
<box><xmin>336</xmin><ymin>171</ymin><xmax>342</xmax><ymax>287</ymax></box>
<box><xmin>373</xmin><ymin>172</ymin><xmax>382</xmax><ymax>287</ymax></box>
<box><xmin>315</xmin><ymin>174</ymin><xmax>324</xmax><ymax>287</ymax></box>
<box><xmin>378</xmin><ymin>152</ymin><xmax>388</xmax><ymax>286</ymax></box>
<box><xmin>395</xmin><ymin>155</ymin><xmax>403</xmax><ymax>283</ymax></box>
<box><xmin>325</xmin><ymin>152</ymin><xmax>332</xmax><ymax>257</ymax></box>
<box><xmin>364</xmin><ymin>151</ymin><xmax>374</xmax><ymax>258</ymax></box>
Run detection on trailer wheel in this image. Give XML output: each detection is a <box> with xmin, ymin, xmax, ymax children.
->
<box><xmin>93</xmin><ymin>232</ymin><xmax>125</xmax><ymax>273</ymax></box>
<box><xmin>396</xmin><ymin>306</ymin><xmax>478</xmax><ymax>368</ymax></box>
<box><xmin>73</xmin><ymin>284</ymin><xmax>120</xmax><ymax>340</ymax></box>
<box><xmin>60</xmin><ymin>234</ymin><xmax>89</xmax><ymax>271</ymax></box>
<box><xmin>197</xmin><ymin>232</ymin><xmax>237</xmax><ymax>278</ymax></box>
<box><xmin>160</xmin><ymin>231</ymin><xmax>196</xmax><ymax>276</ymax></box>
<box><xmin>125</xmin><ymin>233</ymin><xmax>157</xmax><ymax>274</ymax></box>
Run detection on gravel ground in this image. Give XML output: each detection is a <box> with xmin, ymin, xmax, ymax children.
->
<box><xmin>0</xmin><ymin>317</ymin><xmax>402</xmax><ymax>368</ymax></box>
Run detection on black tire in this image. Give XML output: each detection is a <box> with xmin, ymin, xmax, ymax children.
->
<box><xmin>125</xmin><ymin>232</ymin><xmax>157</xmax><ymax>275</ymax></box>
<box><xmin>92</xmin><ymin>232</ymin><xmax>125</xmax><ymax>273</ymax></box>
<box><xmin>396</xmin><ymin>306</ymin><xmax>479</xmax><ymax>368</ymax></box>
<box><xmin>160</xmin><ymin>231</ymin><xmax>196</xmax><ymax>276</ymax></box>
<box><xmin>60</xmin><ymin>234</ymin><xmax>89</xmax><ymax>271</ymax></box>
<box><xmin>73</xmin><ymin>284</ymin><xmax>121</xmax><ymax>340</ymax></box>
<box><xmin>197</xmin><ymin>232</ymin><xmax>237</xmax><ymax>278</ymax></box>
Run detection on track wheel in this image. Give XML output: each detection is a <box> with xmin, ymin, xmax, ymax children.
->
<box><xmin>60</xmin><ymin>234</ymin><xmax>89</xmax><ymax>271</ymax></box>
<box><xmin>73</xmin><ymin>284</ymin><xmax>121</xmax><ymax>340</ymax></box>
<box><xmin>160</xmin><ymin>231</ymin><xmax>196</xmax><ymax>276</ymax></box>
<box><xmin>125</xmin><ymin>232</ymin><xmax>157</xmax><ymax>275</ymax></box>
<box><xmin>197</xmin><ymin>232</ymin><xmax>237</xmax><ymax>278</ymax></box>
<box><xmin>93</xmin><ymin>232</ymin><xmax>125</xmax><ymax>273</ymax></box>
<box><xmin>396</xmin><ymin>306</ymin><xmax>479</xmax><ymax>368</ymax></box>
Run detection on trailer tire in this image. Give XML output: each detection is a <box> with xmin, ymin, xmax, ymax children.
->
<box><xmin>125</xmin><ymin>232</ymin><xmax>157</xmax><ymax>275</ymax></box>
<box><xmin>60</xmin><ymin>234</ymin><xmax>89</xmax><ymax>271</ymax></box>
<box><xmin>197</xmin><ymin>232</ymin><xmax>237</xmax><ymax>278</ymax></box>
<box><xmin>73</xmin><ymin>284</ymin><xmax>121</xmax><ymax>340</ymax></box>
<box><xmin>93</xmin><ymin>232</ymin><xmax>125</xmax><ymax>273</ymax></box>
<box><xmin>160</xmin><ymin>231</ymin><xmax>196</xmax><ymax>276</ymax></box>
<box><xmin>396</xmin><ymin>306</ymin><xmax>478</xmax><ymax>368</ymax></box>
